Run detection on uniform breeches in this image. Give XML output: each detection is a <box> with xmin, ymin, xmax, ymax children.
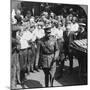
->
<box><xmin>42</xmin><ymin>55</ymin><xmax>56</xmax><ymax>87</ymax></box>
<box><xmin>42</xmin><ymin>62</ymin><xmax>56</xmax><ymax>87</ymax></box>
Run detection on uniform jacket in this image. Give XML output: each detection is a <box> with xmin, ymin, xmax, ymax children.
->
<box><xmin>37</xmin><ymin>36</ymin><xmax>59</xmax><ymax>68</ymax></box>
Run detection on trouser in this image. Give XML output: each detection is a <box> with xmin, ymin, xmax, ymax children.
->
<box><xmin>77</xmin><ymin>53</ymin><xmax>87</xmax><ymax>77</ymax></box>
<box><xmin>57</xmin><ymin>39</ymin><xmax>65</xmax><ymax>61</ymax></box>
<box><xmin>35</xmin><ymin>41</ymin><xmax>40</xmax><ymax>69</ymax></box>
<box><xmin>68</xmin><ymin>53</ymin><xmax>73</xmax><ymax>72</ymax></box>
<box><xmin>19</xmin><ymin>49</ymin><xmax>28</xmax><ymax>83</ymax></box>
<box><xmin>43</xmin><ymin>68</ymin><xmax>50</xmax><ymax>87</ymax></box>
<box><xmin>11</xmin><ymin>51</ymin><xmax>20</xmax><ymax>89</ymax></box>
<box><xmin>42</xmin><ymin>62</ymin><xmax>56</xmax><ymax>87</ymax></box>
<box><xmin>28</xmin><ymin>47</ymin><xmax>35</xmax><ymax>72</ymax></box>
<box><xmin>57</xmin><ymin>39</ymin><xmax>66</xmax><ymax>77</ymax></box>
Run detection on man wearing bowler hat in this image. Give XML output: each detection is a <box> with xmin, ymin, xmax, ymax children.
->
<box><xmin>36</xmin><ymin>25</ymin><xmax>59</xmax><ymax>87</ymax></box>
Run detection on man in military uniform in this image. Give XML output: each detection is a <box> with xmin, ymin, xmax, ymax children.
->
<box><xmin>36</xmin><ymin>25</ymin><xmax>59</xmax><ymax>87</ymax></box>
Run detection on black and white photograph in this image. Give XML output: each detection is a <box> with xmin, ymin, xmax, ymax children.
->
<box><xmin>11</xmin><ymin>0</ymin><xmax>88</xmax><ymax>89</ymax></box>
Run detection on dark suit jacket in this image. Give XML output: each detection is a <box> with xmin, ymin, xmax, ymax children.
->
<box><xmin>76</xmin><ymin>30</ymin><xmax>87</xmax><ymax>40</ymax></box>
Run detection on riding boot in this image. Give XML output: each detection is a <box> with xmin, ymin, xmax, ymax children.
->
<box><xmin>35</xmin><ymin>65</ymin><xmax>39</xmax><ymax>72</ymax></box>
<box><xmin>50</xmin><ymin>74</ymin><xmax>54</xmax><ymax>87</ymax></box>
<box><xmin>31</xmin><ymin>65</ymin><xmax>34</xmax><ymax>73</ymax></box>
<box><xmin>45</xmin><ymin>73</ymin><xmax>49</xmax><ymax>87</ymax></box>
<box><xmin>69</xmin><ymin>55</ymin><xmax>73</xmax><ymax>74</ymax></box>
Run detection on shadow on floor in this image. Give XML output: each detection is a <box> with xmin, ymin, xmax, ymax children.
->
<box><xmin>55</xmin><ymin>65</ymin><xmax>87</xmax><ymax>86</ymax></box>
<box><xmin>22</xmin><ymin>79</ymin><xmax>43</xmax><ymax>89</ymax></box>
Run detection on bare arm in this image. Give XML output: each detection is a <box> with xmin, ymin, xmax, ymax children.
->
<box><xmin>35</xmin><ymin>41</ymin><xmax>41</xmax><ymax>66</ymax></box>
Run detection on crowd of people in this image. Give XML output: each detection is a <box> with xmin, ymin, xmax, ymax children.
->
<box><xmin>11</xmin><ymin>7</ymin><xmax>87</xmax><ymax>89</ymax></box>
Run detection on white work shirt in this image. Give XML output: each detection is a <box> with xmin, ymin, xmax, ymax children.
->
<box><xmin>60</xmin><ymin>26</ymin><xmax>66</xmax><ymax>32</ymax></box>
<box><xmin>20</xmin><ymin>30</ymin><xmax>31</xmax><ymax>49</ymax></box>
<box><xmin>51</xmin><ymin>27</ymin><xmax>63</xmax><ymax>39</ymax></box>
<box><xmin>31</xmin><ymin>29</ymin><xmax>37</xmax><ymax>42</ymax></box>
<box><xmin>35</xmin><ymin>28</ymin><xmax>45</xmax><ymax>39</ymax></box>
<box><xmin>71</xmin><ymin>23</ymin><xmax>79</xmax><ymax>32</ymax></box>
<box><xmin>58</xmin><ymin>29</ymin><xmax>63</xmax><ymax>39</ymax></box>
<box><xmin>19</xmin><ymin>30</ymin><xmax>36</xmax><ymax>49</ymax></box>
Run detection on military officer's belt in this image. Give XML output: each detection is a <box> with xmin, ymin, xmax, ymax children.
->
<box><xmin>42</xmin><ymin>53</ymin><xmax>54</xmax><ymax>55</ymax></box>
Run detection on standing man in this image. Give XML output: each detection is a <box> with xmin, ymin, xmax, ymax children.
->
<box><xmin>18</xmin><ymin>24</ymin><xmax>36</xmax><ymax>83</ymax></box>
<box><xmin>35</xmin><ymin>22</ymin><xmax>45</xmax><ymax>71</ymax></box>
<box><xmin>24</xmin><ymin>11</ymin><xmax>32</xmax><ymax>22</ymax></box>
<box><xmin>71</xmin><ymin>16</ymin><xmax>79</xmax><ymax>32</ymax></box>
<box><xmin>28</xmin><ymin>24</ymin><xmax>37</xmax><ymax>72</ymax></box>
<box><xmin>18</xmin><ymin>28</ymin><xmax>30</xmax><ymax>83</ymax></box>
<box><xmin>14</xmin><ymin>9</ymin><xmax>24</xmax><ymax>25</ymax></box>
<box><xmin>11</xmin><ymin>28</ymin><xmax>21</xmax><ymax>89</ymax></box>
<box><xmin>36</xmin><ymin>25</ymin><xmax>59</xmax><ymax>87</ymax></box>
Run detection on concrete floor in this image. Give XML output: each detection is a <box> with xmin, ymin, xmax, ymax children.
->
<box><xmin>13</xmin><ymin>59</ymin><xmax>87</xmax><ymax>89</ymax></box>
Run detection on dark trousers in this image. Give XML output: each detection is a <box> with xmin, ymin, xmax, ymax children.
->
<box><xmin>34</xmin><ymin>41</ymin><xmax>40</xmax><ymax>69</ymax></box>
<box><xmin>19</xmin><ymin>49</ymin><xmax>28</xmax><ymax>83</ymax></box>
<box><xmin>28</xmin><ymin>47</ymin><xmax>35</xmax><ymax>72</ymax></box>
<box><xmin>42</xmin><ymin>62</ymin><xmax>56</xmax><ymax>87</ymax></box>
<box><xmin>77</xmin><ymin>53</ymin><xmax>87</xmax><ymax>77</ymax></box>
<box><xmin>43</xmin><ymin>68</ymin><xmax>50</xmax><ymax>87</ymax></box>
<box><xmin>11</xmin><ymin>51</ymin><xmax>20</xmax><ymax>89</ymax></box>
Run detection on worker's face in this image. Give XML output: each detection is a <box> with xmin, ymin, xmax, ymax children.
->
<box><xmin>27</xmin><ymin>14</ymin><xmax>31</xmax><ymax>18</ymax></box>
<box><xmin>45</xmin><ymin>13</ymin><xmax>48</xmax><ymax>18</ymax></box>
<box><xmin>66</xmin><ymin>24</ymin><xmax>71</xmax><ymax>32</ymax></box>
<box><xmin>45</xmin><ymin>29</ymin><xmax>51</xmax><ymax>37</ymax></box>
<box><xmin>58</xmin><ymin>22</ymin><xmax>62</xmax><ymax>28</ymax></box>
<box><xmin>58</xmin><ymin>16</ymin><xmax>61</xmax><ymax>21</ymax></box>
<box><xmin>50</xmin><ymin>13</ymin><xmax>54</xmax><ymax>18</ymax></box>
<box><xmin>29</xmin><ymin>20</ymin><xmax>35</xmax><ymax>25</ymax></box>
<box><xmin>16</xmin><ymin>10</ymin><xmax>21</xmax><ymax>16</ymax></box>
<box><xmin>41</xmin><ymin>15</ymin><xmax>45</xmax><ymax>19</ymax></box>
<box><xmin>38</xmin><ymin>25</ymin><xmax>42</xmax><ymax>29</ymax></box>
<box><xmin>72</xmin><ymin>17</ymin><xmax>77</xmax><ymax>23</ymax></box>
<box><xmin>45</xmin><ymin>23</ymin><xmax>50</xmax><ymax>28</ymax></box>
<box><xmin>27</xmin><ymin>11</ymin><xmax>31</xmax><ymax>17</ymax></box>
<box><xmin>45</xmin><ymin>32</ymin><xmax>51</xmax><ymax>37</ymax></box>
<box><xmin>30</xmin><ymin>26</ymin><xmax>35</xmax><ymax>32</ymax></box>
<box><xmin>69</xmin><ymin>14</ymin><xmax>73</xmax><ymax>21</ymax></box>
<box><xmin>60</xmin><ymin>15</ymin><xmax>63</xmax><ymax>20</ymax></box>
